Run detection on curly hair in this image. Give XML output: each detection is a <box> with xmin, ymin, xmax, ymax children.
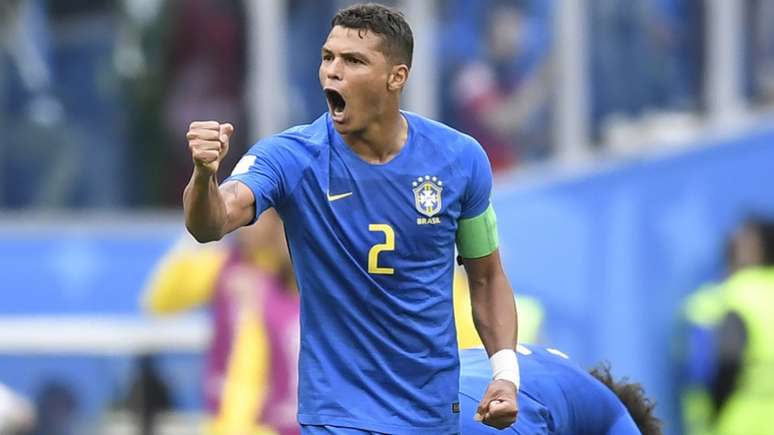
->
<box><xmin>331</xmin><ymin>3</ymin><xmax>414</xmax><ymax>68</ymax></box>
<box><xmin>589</xmin><ymin>363</ymin><xmax>663</xmax><ymax>435</ymax></box>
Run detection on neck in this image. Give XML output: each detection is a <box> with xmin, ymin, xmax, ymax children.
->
<box><xmin>341</xmin><ymin>106</ymin><xmax>408</xmax><ymax>164</ymax></box>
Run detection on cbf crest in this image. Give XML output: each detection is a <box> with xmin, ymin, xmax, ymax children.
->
<box><xmin>412</xmin><ymin>176</ymin><xmax>443</xmax><ymax>224</ymax></box>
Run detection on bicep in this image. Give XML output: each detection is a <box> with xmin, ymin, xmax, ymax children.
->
<box><xmin>462</xmin><ymin>249</ymin><xmax>505</xmax><ymax>288</ymax></box>
<box><xmin>462</xmin><ymin>250</ymin><xmax>515</xmax><ymax>320</ymax></box>
<box><xmin>220</xmin><ymin>180</ymin><xmax>256</xmax><ymax>233</ymax></box>
<box><xmin>456</xmin><ymin>204</ymin><xmax>499</xmax><ymax>259</ymax></box>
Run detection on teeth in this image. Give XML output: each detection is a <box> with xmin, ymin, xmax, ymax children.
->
<box><xmin>325</xmin><ymin>89</ymin><xmax>345</xmax><ymax>115</ymax></box>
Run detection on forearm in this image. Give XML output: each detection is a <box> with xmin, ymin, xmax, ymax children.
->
<box><xmin>183</xmin><ymin>169</ymin><xmax>227</xmax><ymax>243</ymax></box>
<box><xmin>470</xmin><ymin>273</ymin><xmax>518</xmax><ymax>356</ymax></box>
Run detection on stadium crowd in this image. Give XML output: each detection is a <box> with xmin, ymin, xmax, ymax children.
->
<box><xmin>3</xmin><ymin>0</ymin><xmax>774</xmax><ymax>210</ymax></box>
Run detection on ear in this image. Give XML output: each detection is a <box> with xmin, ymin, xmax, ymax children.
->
<box><xmin>387</xmin><ymin>64</ymin><xmax>409</xmax><ymax>92</ymax></box>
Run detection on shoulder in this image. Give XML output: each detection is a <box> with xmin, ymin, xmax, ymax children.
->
<box><xmin>407</xmin><ymin>112</ymin><xmax>481</xmax><ymax>150</ymax></box>
<box><xmin>244</xmin><ymin>114</ymin><xmax>330</xmax><ymax>161</ymax></box>
<box><xmin>405</xmin><ymin>111</ymin><xmax>487</xmax><ymax>167</ymax></box>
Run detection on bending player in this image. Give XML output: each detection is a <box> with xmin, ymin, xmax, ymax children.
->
<box><xmin>459</xmin><ymin>344</ymin><xmax>663</xmax><ymax>434</ymax></box>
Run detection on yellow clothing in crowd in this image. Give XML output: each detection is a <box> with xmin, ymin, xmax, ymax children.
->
<box><xmin>452</xmin><ymin>267</ymin><xmax>544</xmax><ymax>349</ymax></box>
<box><xmin>143</xmin><ymin>243</ymin><xmax>278</xmax><ymax>435</ymax></box>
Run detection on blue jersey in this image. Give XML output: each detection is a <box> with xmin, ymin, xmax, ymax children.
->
<box><xmin>227</xmin><ymin>112</ymin><xmax>494</xmax><ymax>433</ymax></box>
<box><xmin>459</xmin><ymin>346</ymin><xmax>641</xmax><ymax>435</ymax></box>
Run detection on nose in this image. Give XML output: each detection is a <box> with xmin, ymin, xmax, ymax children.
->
<box><xmin>323</xmin><ymin>58</ymin><xmax>343</xmax><ymax>81</ymax></box>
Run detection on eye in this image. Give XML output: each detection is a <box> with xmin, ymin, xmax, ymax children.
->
<box><xmin>346</xmin><ymin>57</ymin><xmax>364</xmax><ymax>65</ymax></box>
<box><xmin>322</xmin><ymin>53</ymin><xmax>333</xmax><ymax>62</ymax></box>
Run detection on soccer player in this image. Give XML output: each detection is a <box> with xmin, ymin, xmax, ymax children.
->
<box><xmin>459</xmin><ymin>345</ymin><xmax>663</xmax><ymax>435</ymax></box>
<box><xmin>183</xmin><ymin>3</ymin><xmax>518</xmax><ymax>433</ymax></box>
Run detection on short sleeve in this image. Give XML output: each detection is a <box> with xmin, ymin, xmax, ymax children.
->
<box><xmin>460</xmin><ymin>139</ymin><xmax>494</xmax><ymax>219</ymax></box>
<box><xmin>224</xmin><ymin>136</ymin><xmax>307</xmax><ymax>222</ymax></box>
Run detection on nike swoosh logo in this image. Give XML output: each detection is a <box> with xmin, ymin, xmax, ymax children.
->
<box><xmin>327</xmin><ymin>192</ymin><xmax>353</xmax><ymax>202</ymax></box>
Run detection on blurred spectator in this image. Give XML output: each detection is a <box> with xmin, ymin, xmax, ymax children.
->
<box><xmin>1</xmin><ymin>0</ymin><xmax>66</xmax><ymax>208</ymax></box>
<box><xmin>0</xmin><ymin>0</ymin><xmax>55</xmax><ymax>110</ymax></box>
<box><xmin>159</xmin><ymin>0</ymin><xmax>248</xmax><ymax>206</ymax></box>
<box><xmin>678</xmin><ymin>217</ymin><xmax>774</xmax><ymax>435</ymax></box>
<box><xmin>286</xmin><ymin>0</ymin><xmax>337</xmax><ymax>125</ymax></box>
<box><xmin>142</xmin><ymin>209</ymin><xmax>299</xmax><ymax>435</ymax></box>
<box><xmin>706</xmin><ymin>218</ymin><xmax>774</xmax><ymax>435</ymax></box>
<box><xmin>33</xmin><ymin>381</ymin><xmax>78</xmax><ymax>435</ymax></box>
<box><xmin>744</xmin><ymin>0</ymin><xmax>774</xmax><ymax>106</ymax></box>
<box><xmin>2</xmin><ymin>0</ymin><xmax>247</xmax><ymax>209</ymax></box>
<box><xmin>0</xmin><ymin>383</ymin><xmax>35</xmax><ymax>435</ymax></box>
<box><xmin>116</xmin><ymin>0</ymin><xmax>171</xmax><ymax>206</ymax></box>
<box><xmin>590</xmin><ymin>0</ymin><xmax>704</xmax><ymax>140</ymax></box>
<box><xmin>122</xmin><ymin>354</ymin><xmax>173</xmax><ymax>435</ymax></box>
<box><xmin>449</xmin><ymin>0</ymin><xmax>553</xmax><ymax>171</ymax></box>
<box><xmin>1</xmin><ymin>0</ymin><xmax>131</xmax><ymax>208</ymax></box>
<box><xmin>48</xmin><ymin>0</ymin><xmax>127</xmax><ymax>207</ymax></box>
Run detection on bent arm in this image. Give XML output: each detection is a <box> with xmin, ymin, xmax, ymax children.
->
<box><xmin>183</xmin><ymin>173</ymin><xmax>256</xmax><ymax>242</ymax></box>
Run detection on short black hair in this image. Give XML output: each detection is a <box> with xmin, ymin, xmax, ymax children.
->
<box><xmin>331</xmin><ymin>3</ymin><xmax>413</xmax><ymax>68</ymax></box>
<box><xmin>589</xmin><ymin>363</ymin><xmax>663</xmax><ymax>435</ymax></box>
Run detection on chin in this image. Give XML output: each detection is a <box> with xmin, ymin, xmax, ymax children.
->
<box><xmin>331</xmin><ymin>118</ymin><xmax>362</xmax><ymax>136</ymax></box>
<box><xmin>331</xmin><ymin>121</ymin><xmax>349</xmax><ymax>135</ymax></box>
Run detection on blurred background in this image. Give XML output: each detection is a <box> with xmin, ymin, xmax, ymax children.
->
<box><xmin>1</xmin><ymin>0</ymin><xmax>774</xmax><ymax>434</ymax></box>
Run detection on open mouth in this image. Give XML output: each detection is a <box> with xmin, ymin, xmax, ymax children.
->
<box><xmin>324</xmin><ymin>89</ymin><xmax>346</xmax><ymax>118</ymax></box>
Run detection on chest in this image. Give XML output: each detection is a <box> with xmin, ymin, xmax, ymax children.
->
<box><xmin>287</xmin><ymin>150</ymin><xmax>468</xmax><ymax>266</ymax></box>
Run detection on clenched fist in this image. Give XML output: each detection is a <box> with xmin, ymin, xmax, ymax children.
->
<box><xmin>474</xmin><ymin>379</ymin><xmax>519</xmax><ymax>429</ymax></box>
<box><xmin>187</xmin><ymin>121</ymin><xmax>235</xmax><ymax>176</ymax></box>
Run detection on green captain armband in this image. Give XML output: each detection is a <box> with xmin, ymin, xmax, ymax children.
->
<box><xmin>456</xmin><ymin>204</ymin><xmax>499</xmax><ymax>259</ymax></box>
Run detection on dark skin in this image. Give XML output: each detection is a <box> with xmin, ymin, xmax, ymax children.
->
<box><xmin>320</xmin><ymin>26</ymin><xmax>408</xmax><ymax>162</ymax></box>
<box><xmin>463</xmin><ymin>251</ymin><xmax>519</xmax><ymax>428</ymax></box>
<box><xmin>182</xmin><ymin>24</ymin><xmax>518</xmax><ymax>429</ymax></box>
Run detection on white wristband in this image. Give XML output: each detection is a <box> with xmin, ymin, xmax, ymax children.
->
<box><xmin>490</xmin><ymin>348</ymin><xmax>520</xmax><ymax>390</ymax></box>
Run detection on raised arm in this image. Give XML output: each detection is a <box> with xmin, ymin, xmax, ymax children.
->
<box><xmin>183</xmin><ymin>121</ymin><xmax>255</xmax><ymax>242</ymax></box>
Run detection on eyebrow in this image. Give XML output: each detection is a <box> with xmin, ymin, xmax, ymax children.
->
<box><xmin>321</xmin><ymin>47</ymin><xmax>369</xmax><ymax>60</ymax></box>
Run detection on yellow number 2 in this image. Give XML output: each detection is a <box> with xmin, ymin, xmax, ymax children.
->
<box><xmin>368</xmin><ymin>224</ymin><xmax>395</xmax><ymax>275</ymax></box>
